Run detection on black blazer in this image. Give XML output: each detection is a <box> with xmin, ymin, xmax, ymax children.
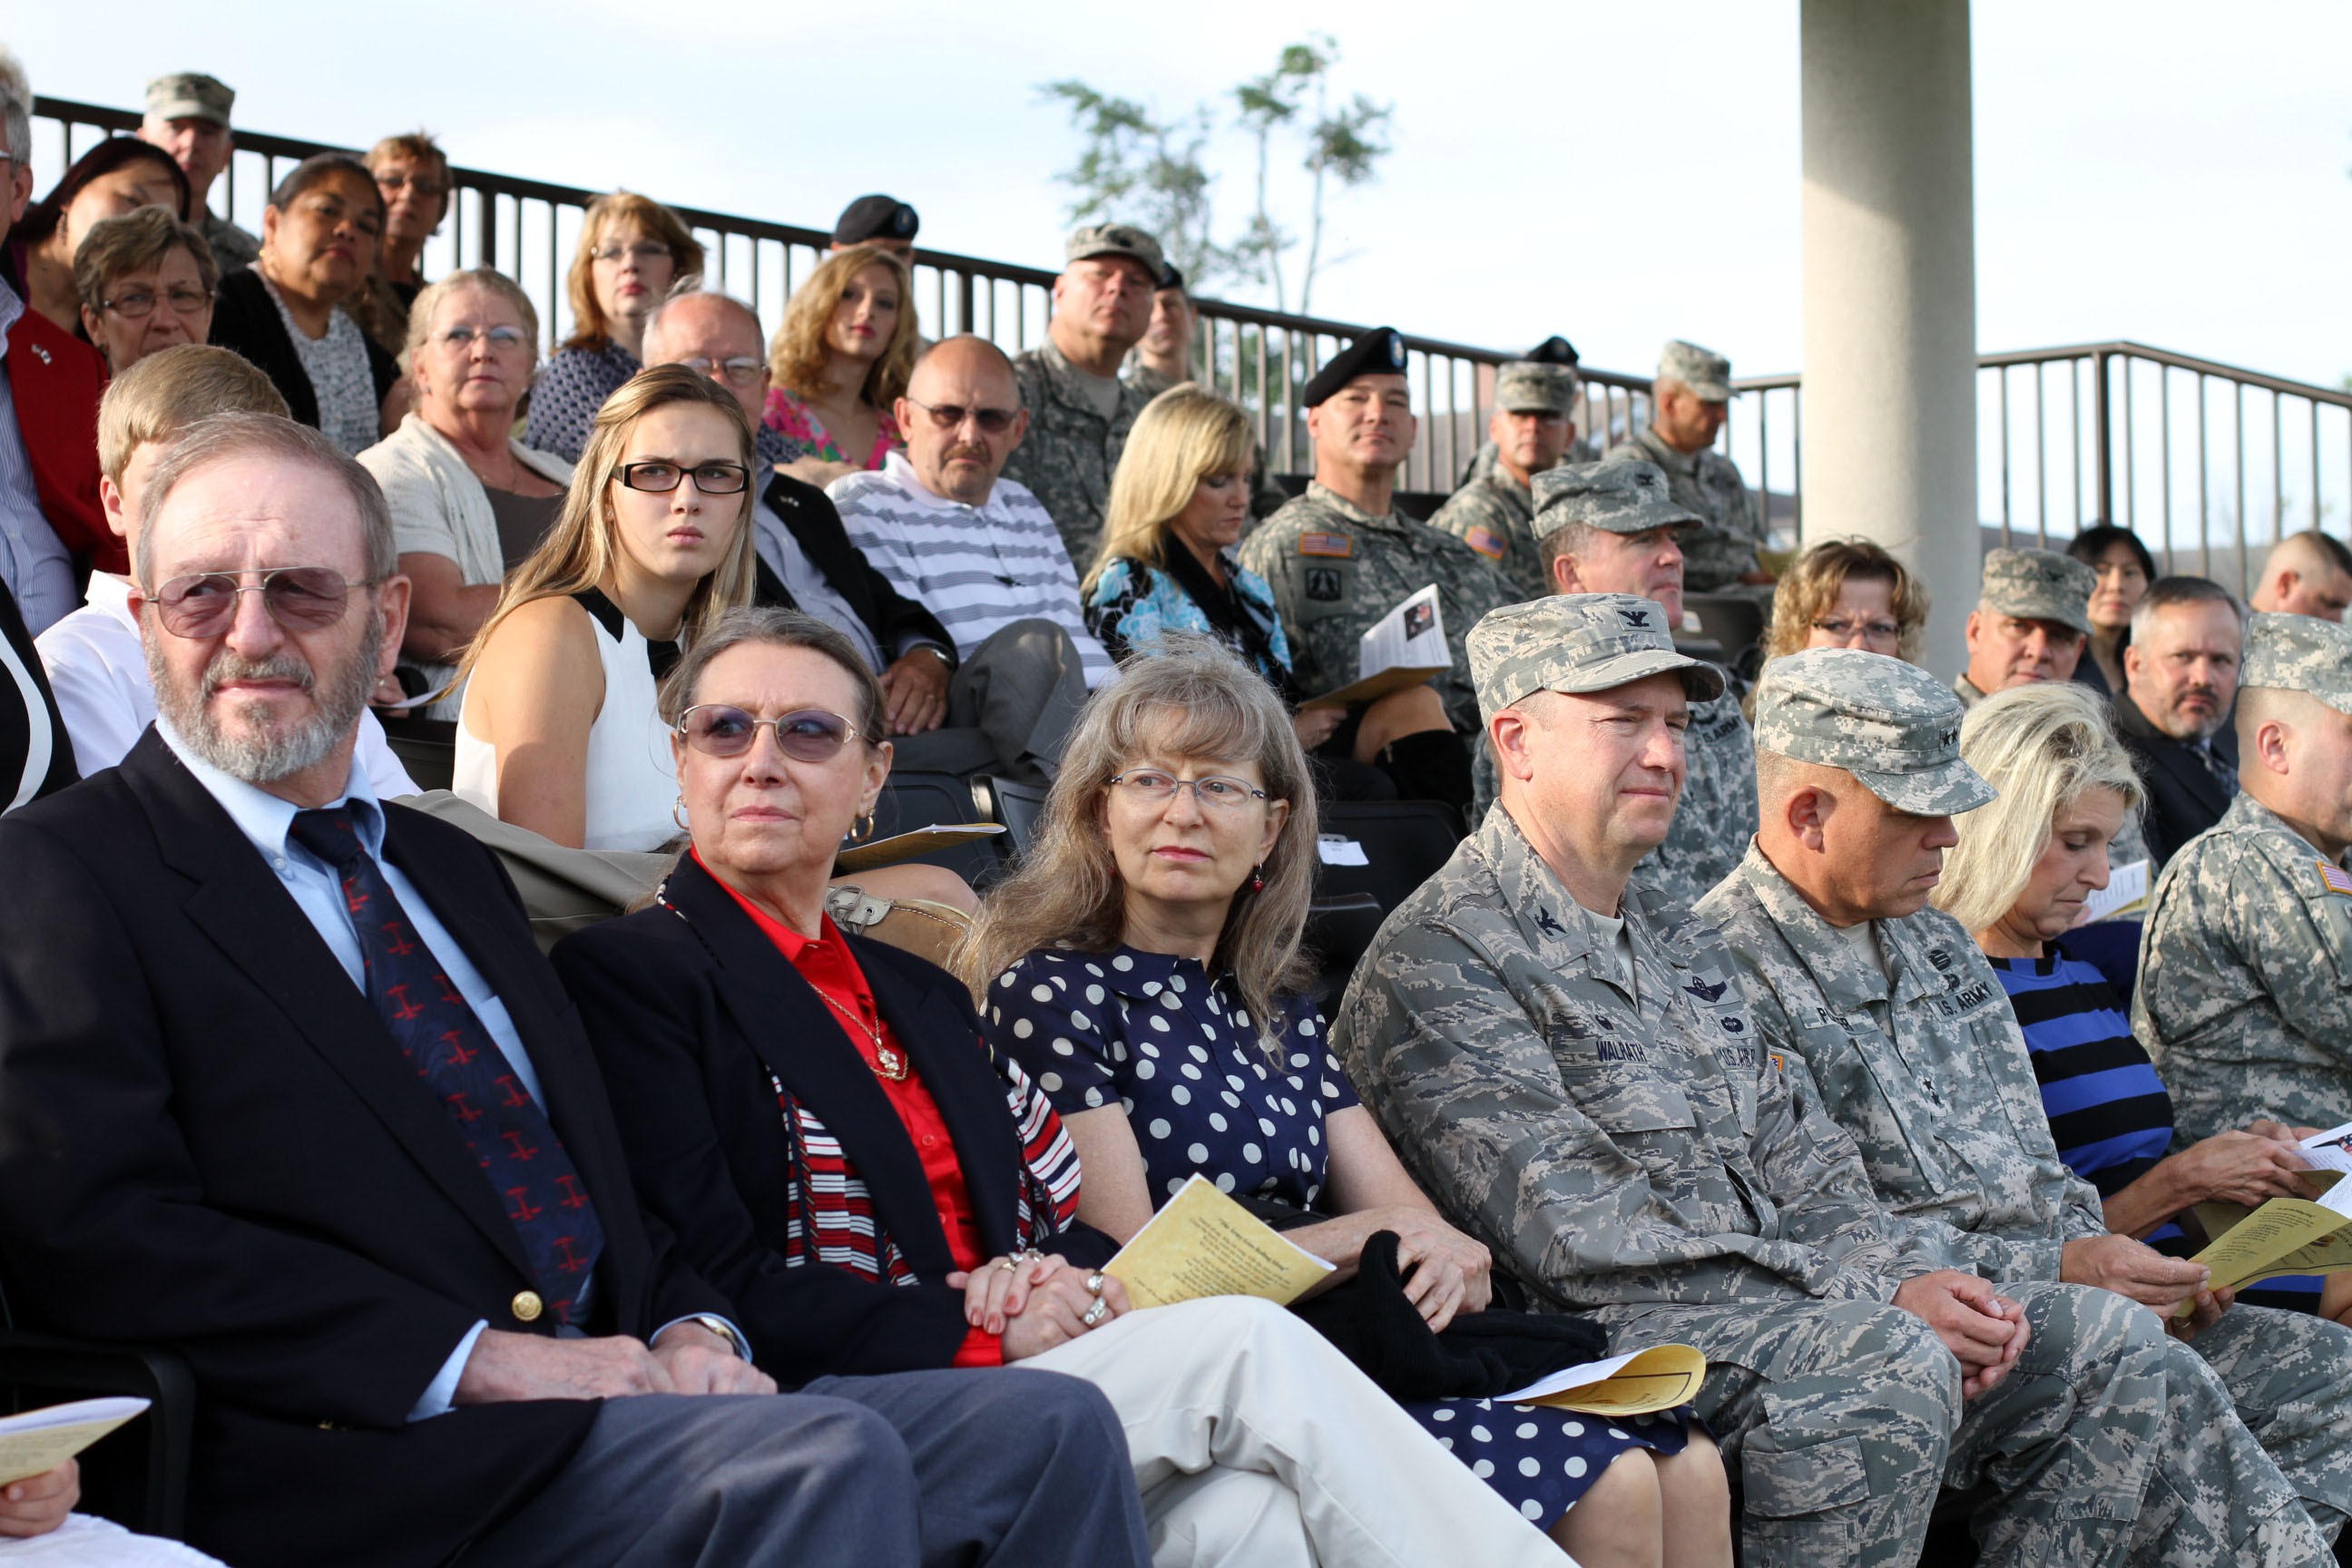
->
<box><xmin>0</xmin><ymin>732</ymin><xmax>728</xmax><ymax>1568</ymax></box>
<box><xmin>551</xmin><ymin>854</ymin><xmax>1113</xmax><ymax>1387</ymax></box>
<box><xmin>0</xmin><ymin>573</ymin><xmax>74</xmax><ymax>801</ymax></box>
<box><xmin>2113</xmin><ymin>690</ymin><xmax>2236</xmax><ymax>867</ymax></box>
<box><xmin>750</xmin><ymin>471</ymin><xmax>955</xmax><ymax>667</ymax></box>
<box><xmin>207</xmin><ymin>267</ymin><xmax>399</xmax><ymax>434</ymax></box>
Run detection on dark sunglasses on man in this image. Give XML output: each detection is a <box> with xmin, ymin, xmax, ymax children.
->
<box><xmin>142</xmin><ymin>565</ymin><xmax>374</xmax><ymax>640</ymax></box>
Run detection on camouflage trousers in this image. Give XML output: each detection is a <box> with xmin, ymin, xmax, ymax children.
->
<box><xmin>1598</xmin><ymin>1281</ymin><xmax>2326</xmax><ymax>1567</ymax></box>
<box><xmin>2170</xmin><ymin>1302</ymin><xmax>2352</xmax><ymax>1544</ymax></box>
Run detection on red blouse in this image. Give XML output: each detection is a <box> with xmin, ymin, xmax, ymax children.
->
<box><xmin>701</xmin><ymin>855</ymin><xmax>1002</xmax><ymax>1367</ymax></box>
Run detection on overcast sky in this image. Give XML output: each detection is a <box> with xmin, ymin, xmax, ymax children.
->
<box><xmin>13</xmin><ymin>0</ymin><xmax>2348</xmax><ymax>386</ymax></box>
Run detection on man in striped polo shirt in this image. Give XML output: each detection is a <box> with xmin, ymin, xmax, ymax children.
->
<box><xmin>832</xmin><ymin>335</ymin><xmax>1112</xmax><ymax>783</ymax></box>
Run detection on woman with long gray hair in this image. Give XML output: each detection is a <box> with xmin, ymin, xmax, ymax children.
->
<box><xmin>962</xmin><ymin>639</ymin><xmax>1726</xmax><ymax>1566</ymax></box>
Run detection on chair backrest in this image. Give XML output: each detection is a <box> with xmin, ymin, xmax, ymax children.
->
<box><xmin>978</xmin><ymin>774</ymin><xmax>1053</xmax><ymax>858</ymax></box>
<box><xmin>376</xmin><ymin>715</ymin><xmax>457</xmax><ymax>795</ymax></box>
<box><xmin>1681</xmin><ymin>592</ymin><xmax>1768</xmax><ymax>662</ymax></box>
<box><xmin>866</xmin><ymin>769</ymin><xmax>1003</xmax><ymax>886</ymax></box>
<box><xmin>1310</xmin><ymin>799</ymin><xmax>1466</xmax><ymax>916</ymax></box>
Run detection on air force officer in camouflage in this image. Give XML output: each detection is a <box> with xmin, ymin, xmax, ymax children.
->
<box><xmin>2139</xmin><ymin>612</ymin><xmax>2352</xmax><ymax>1141</ymax></box>
<box><xmin>1332</xmin><ymin>596</ymin><xmax>2178</xmax><ymax>1568</ymax></box>
<box><xmin>1700</xmin><ymin>648</ymin><xmax>2349</xmax><ymax>1564</ymax></box>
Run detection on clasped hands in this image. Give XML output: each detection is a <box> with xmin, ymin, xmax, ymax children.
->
<box><xmin>946</xmin><ymin>1252</ymin><xmax>1132</xmax><ymax>1362</ymax></box>
<box><xmin>455</xmin><ymin>1319</ymin><xmax>775</xmax><ymax>1406</ymax></box>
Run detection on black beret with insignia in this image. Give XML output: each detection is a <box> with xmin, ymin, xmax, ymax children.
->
<box><xmin>1303</xmin><ymin>328</ymin><xmax>1410</xmax><ymax>408</ymax></box>
<box><xmin>833</xmin><ymin>194</ymin><xmax>920</xmax><ymax>246</ymax></box>
<box><xmin>1524</xmin><ymin>335</ymin><xmax>1581</xmax><ymax>367</ymax></box>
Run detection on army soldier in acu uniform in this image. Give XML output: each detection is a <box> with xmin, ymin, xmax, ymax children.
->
<box><xmin>1429</xmin><ymin>360</ymin><xmax>1580</xmax><ymax>602</ymax></box>
<box><xmin>1603</xmin><ymin>340</ymin><xmax>1767</xmax><ymax>592</ymax></box>
<box><xmin>2139</xmin><ymin>612</ymin><xmax>2352</xmax><ymax>1143</ymax></box>
<box><xmin>1700</xmin><ymin>647</ymin><xmax>2352</xmax><ymax>1566</ymax></box>
<box><xmin>1335</xmin><ymin>594</ymin><xmax>2184</xmax><ymax>1568</ymax></box>
<box><xmin>1239</xmin><ymin>328</ymin><xmax>1515</xmax><ymax>815</ymax></box>
<box><xmin>1956</xmin><ymin>547</ymin><xmax>2098</xmax><ymax>707</ymax></box>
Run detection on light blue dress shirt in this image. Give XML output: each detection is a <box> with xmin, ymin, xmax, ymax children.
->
<box><xmin>0</xmin><ymin>280</ymin><xmax>78</xmax><ymax>636</ymax></box>
<box><xmin>157</xmin><ymin>723</ymin><xmax>745</xmax><ymax>1417</ymax></box>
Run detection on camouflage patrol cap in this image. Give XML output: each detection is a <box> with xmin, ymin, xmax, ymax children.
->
<box><xmin>1532</xmin><ymin>461</ymin><xmax>1700</xmax><ymax>542</ymax></box>
<box><xmin>1065</xmin><ymin>222</ymin><xmax>1165</xmax><ymax>281</ymax></box>
<box><xmin>2241</xmin><ymin>612</ymin><xmax>2352</xmax><ymax>714</ymax></box>
<box><xmin>1753</xmin><ymin>649</ymin><xmax>1995</xmax><ymax>815</ymax></box>
<box><xmin>1469</xmin><ymin>593</ymin><xmax>1725</xmax><ymax>725</ymax></box>
<box><xmin>1658</xmin><ymin>339</ymin><xmax>1731</xmax><ymax>401</ymax></box>
<box><xmin>145</xmin><ymin>72</ymin><xmax>234</xmax><ymax>126</ymax></box>
<box><xmin>1978</xmin><ymin>548</ymin><xmax>2097</xmax><ymax>637</ymax></box>
<box><xmin>1494</xmin><ymin>360</ymin><xmax>1577</xmax><ymax>416</ymax></box>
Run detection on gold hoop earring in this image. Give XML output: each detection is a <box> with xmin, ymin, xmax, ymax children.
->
<box><xmin>848</xmin><ymin>812</ymin><xmax>877</xmax><ymax>844</ymax></box>
<box><xmin>671</xmin><ymin>797</ymin><xmax>690</xmax><ymax>831</ymax></box>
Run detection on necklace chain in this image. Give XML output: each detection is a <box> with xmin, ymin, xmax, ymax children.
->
<box><xmin>813</xmin><ymin>987</ymin><xmax>907</xmax><ymax>1081</ymax></box>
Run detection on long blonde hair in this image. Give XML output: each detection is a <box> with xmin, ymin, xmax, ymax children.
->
<box><xmin>456</xmin><ymin>366</ymin><xmax>757</xmax><ymax>690</ymax></box>
<box><xmin>1083</xmin><ymin>384</ymin><xmax>1254</xmax><ymax>595</ymax></box>
<box><xmin>768</xmin><ymin>243</ymin><xmax>919</xmax><ymax>412</ymax></box>
<box><xmin>1934</xmin><ymin>681</ymin><xmax>2146</xmax><ymax>936</ymax></box>
<box><xmin>956</xmin><ymin>640</ymin><xmax>1318</xmax><ymax>1045</ymax></box>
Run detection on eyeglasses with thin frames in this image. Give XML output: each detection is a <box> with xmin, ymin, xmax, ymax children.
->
<box><xmin>675</xmin><ymin>356</ymin><xmax>767</xmax><ymax>387</ymax></box>
<box><xmin>101</xmin><ymin>286</ymin><xmax>211</xmax><ymax>319</ymax></box>
<box><xmin>591</xmin><ymin>242</ymin><xmax>671</xmax><ymax>267</ymax></box>
<box><xmin>142</xmin><ymin>566</ymin><xmax>377</xmax><ymax>639</ymax></box>
<box><xmin>905</xmin><ymin>397</ymin><xmax>1019</xmax><ymax>436</ymax></box>
<box><xmin>1108</xmin><ymin>769</ymin><xmax>1272</xmax><ymax>811</ymax></box>
<box><xmin>675</xmin><ymin>705</ymin><xmax>864</xmax><ymax>761</ymax></box>
<box><xmin>1810</xmin><ymin>616</ymin><xmax>1903</xmax><ymax>647</ymax></box>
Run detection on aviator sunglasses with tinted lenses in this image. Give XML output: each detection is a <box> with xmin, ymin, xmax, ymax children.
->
<box><xmin>143</xmin><ymin>566</ymin><xmax>373</xmax><ymax>639</ymax></box>
<box><xmin>675</xmin><ymin>704</ymin><xmax>865</xmax><ymax>761</ymax></box>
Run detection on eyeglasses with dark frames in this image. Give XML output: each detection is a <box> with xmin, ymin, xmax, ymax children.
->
<box><xmin>142</xmin><ymin>566</ymin><xmax>377</xmax><ymax>639</ymax></box>
<box><xmin>101</xmin><ymin>286</ymin><xmax>212</xmax><ymax>319</ymax></box>
<box><xmin>613</xmin><ymin>461</ymin><xmax>750</xmax><ymax>495</ymax></box>
<box><xmin>905</xmin><ymin>397</ymin><xmax>1019</xmax><ymax>436</ymax></box>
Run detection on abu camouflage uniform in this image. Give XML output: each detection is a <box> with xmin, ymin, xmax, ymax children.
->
<box><xmin>1602</xmin><ymin>426</ymin><xmax>1763</xmax><ymax>592</ymax></box>
<box><xmin>1333</xmin><ymin>806</ymin><xmax>2180</xmax><ymax>1568</ymax></box>
<box><xmin>1429</xmin><ymin>467</ymin><xmax>1546</xmax><ymax>602</ymax></box>
<box><xmin>1336</xmin><ymin>603</ymin><xmax>2183</xmax><ymax>1568</ymax></box>
<box><xmin>1630</xmin><ymin>693</ymin><xmax>1758</xmax><ymax>912</ymax></box>
<box><xmin>1003</xmin><ymin>338</ymin><xmax>1151</xmax><ymax>568</ymax></box>
<box><xmin>2137</xmin><ymin>612</ymin><xmax>2352</xmax><ymax>1142</ymax></box>
<box><xmin>1237</xmin><ymin>484</ymin><xmax>1515</xmax><ymax>730</ymax></box>
<box><xmin>1703</xmin><ymin>843</ymin><xmax>2352</xmax><ymax>1558</ymax></box>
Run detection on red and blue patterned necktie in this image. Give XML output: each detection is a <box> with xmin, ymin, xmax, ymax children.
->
<box><xmin>289</xmin><ymin>808</ymin><xmax>604</xmax><ymax>1326</ymax></box>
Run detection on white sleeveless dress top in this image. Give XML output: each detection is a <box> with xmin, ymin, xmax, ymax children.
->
<box><xmin>453</xmin><ymin>591</ymin><xmax>678</xmax><ymax>851</ymax></box>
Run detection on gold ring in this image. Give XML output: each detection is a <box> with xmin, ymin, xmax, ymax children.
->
<box><xmin>995</xmin><ymin>1258</ymin><xmax>1020</xmax><ymax>1272</ymax></box>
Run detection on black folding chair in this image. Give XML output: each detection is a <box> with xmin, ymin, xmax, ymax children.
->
<box><xmin>0</xmin><ymin>1282</ymin><xmax>194</xmax><ymax>1540</ymax></box>
<box><xmin>1310</xmin><ymin>799</ymin><xmax>1466</xmax><ymax>916</ymax></box>
<box><xmin>861</xmin><ymin>770</ymin><xmax>1004</xmax><ymax>887</ymax></box>
<box><xmin>973</xmin><ymin>775</ymin><xmax>1052</xmax><ymax>860</ymax></box>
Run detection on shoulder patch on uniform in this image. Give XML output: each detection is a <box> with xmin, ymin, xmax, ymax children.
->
<box><xmin>1304</xmin><ymin>566</ymin><xmax>1344</xmax><ymax>602</ymax></box>
<box><xmin>1298</xmin><ymin>533</ymin><xmax>1354</xmax><ymax>559</ymax></box>
<box><xmin>2318</xmin><ymin>859</ymin><xmax>2352</xmax><ymax>897</ymax></box>
<box><xmin>1464</xmin><ymin>526</ymin><xmax>1505</xmax><ymax>560</ymax></box>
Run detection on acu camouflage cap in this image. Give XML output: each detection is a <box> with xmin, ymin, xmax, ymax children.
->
<box><xmin>1753</xmin><ymin>648</ymin><xmax>1996</xmax><ymax>816</ymax></box>
<box><xmin>2240</xmin><ymin>611</ymin><xmax>2352</xmax><ymax>715</ymax></box>
<box><xmin>1659</xmin><ymin>339</ymin><xmax>1731</xmax><ymax>401</ymax></box>
<box><xmin>1978</xmin><ymin>547</ymin><xmax>2097</xmax><ymax>637</ymax></box>
<box><xmin>1065</xmin><ymin>222</ymin><xmax>1165</xmax><ymax>280</ymax></box>
<box><xmin>1468</xmin><ymin>593</ymin><xmax>1725</xmax><ymax>726</ymax></box>
<box><xmin>1532</xmin><ymin>460</ymin><xmax>1700</xmax><ymax>543</ymax></box>
<box><xmin>145</xmin><ymin>72</ymin><xmax>234</xmax><ymax>126</ymax></box>
<box><xmin>1494</xmin><ymin>360</ymin><xmax>1578</xmax><ymax>416</ymax></box>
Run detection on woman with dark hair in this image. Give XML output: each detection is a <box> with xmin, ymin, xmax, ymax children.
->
<box><xmin>547</xmin><ymin>607</ymin><xmax>1568</xmax><ymax>1567</ymax></box>
<box><xmin>962</xmin><ymin>642</ymin><xmax>1728</xmax><ymax>1567</ymax></box>
<box><xmin>206</xmin><ymin>152</ymin><xmax>398</xmax><ymax>454</ymax></box>
<box><xmin>2066</xmin><ymin>523</ymin><xmax>2158</xmax><ymax>698</ymax></box>
<box><xmin>9</xmin><ymin>135</ymin><xmax>187</xmax><ymax>334</ymax></box>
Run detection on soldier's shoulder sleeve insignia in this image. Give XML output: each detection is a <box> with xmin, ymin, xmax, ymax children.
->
<box><xmin>1464</xmin><ymin>525</ymin><xmax>1506</xmax><ymax>561</ymax></box>
<box><xmin>1298</xmin><ymin>532</ymin><xmax>1354</xmax><ymax>558</ymax></box>
<box><xmin>1304</xmin><ymin>565</ymin><xmax>1346</xmax><ymax>602</ymax></box>
<box><xmin>2318</xmin><ymin>859</ymin><xmax>2352</xmax><ymax>897</ymax></box>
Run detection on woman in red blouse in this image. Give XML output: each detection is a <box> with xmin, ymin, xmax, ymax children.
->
<box><xmin>553</xmin><ymin>606</ymin><xmax>1568</xmax><ymax>1566</ymax></box>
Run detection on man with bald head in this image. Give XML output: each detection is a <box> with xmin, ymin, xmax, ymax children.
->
<box><xmin>829</xmin><ymin>334</ymin><xmax>1109</xmax><ymax>781</ymax></box>
<box><xmin>2250</xmin><ymin>530</ymin><xmax>2352</xmax><ymax>622</ymax></box>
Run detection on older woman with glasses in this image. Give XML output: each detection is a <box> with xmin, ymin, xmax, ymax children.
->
<box><xmin>547</xmin><ymin>607</ymin><xmax>1570</xmax><ymax>1568</ymax></box>
<box><xmin>1936</xmin><ymin>681</ymin><xmax>2350</xmax><ymax>1328</ymax></box>
<box><xmin>763</xmin><ymin>242</ymin><xmax>916</xmax><ymax>486</ymax></box>
<box><xmin>361</xmin><ymin>130</ymin><xmax>450</xmax><ymax>356</ymax></box>
<box><xmin>1744</xmin><ymin>537</ymin><xmax>1930</xmax><ymax>715</ymax></box>
<box><xmin>207</xmin><ymin>152</ymin><xmax>399</xmax><ymax>455</ymax></box>
<box><xmin>523</xmin><ymin>191</ymin><xmax>704</xmax><ymax>463</ymax></box>
<box><xmin>962</xmin><ymin>643</ymin><xmax>1727</xmax><ymax>1568</ymax></box>
<box><xmin>359</xmin><ymin>268</ymin><xmax>572</xmax><ymax>712</ymax></box>
<box><xmin>72</xmin><ymin>205</ymin><xmax>217</xmax><ymax>374</ymax></box>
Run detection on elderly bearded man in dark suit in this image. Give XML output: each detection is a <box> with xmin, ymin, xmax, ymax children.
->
<box><xmin>0</xmin><ymin>412</ymin><xmax>1150</xmax><ymax>1568</ymax></box>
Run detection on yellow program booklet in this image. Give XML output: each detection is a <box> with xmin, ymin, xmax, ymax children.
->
<box><xmin>1495</xmin><ymin>1344</ymin><xmax>1710</xmax><ymax>1417</ymax></box>
<box><xmin>0</xmin><ymin>1396</ymin><xmax>150</xmax><ymax>1487</ymax></box>
<box><xmin>2177</xmin><ymin>1157</ymin><xmax>2352</xmax><ymax>1314</ymax></box>
<box><xmin>1106</xmin><ymin>1174</ymin><xmax>1336</xmax><ymax>1310</ymax></box>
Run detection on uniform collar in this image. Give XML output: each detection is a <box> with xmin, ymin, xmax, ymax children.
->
<box><xmin>1632</xmin><ymin>426</ymin><xmax>1700</xmax><ymax>477</ymax></box>
<box><xmin>1302</xmin><ymin>480</ymin><xmax>1408</xmax><ymax>533</ymax></box>
<box><xmin>1730</xmin><ymin>840</ymin><xmax>1941</xmax><ymax>1014</ymax></box>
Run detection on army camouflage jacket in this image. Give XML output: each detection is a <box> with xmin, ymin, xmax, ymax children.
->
<box><xmin>2135</xmin><ymin>791</ymin><xmax>2352</xmax><ymax>1141</ymax></box>
<box><xmin>1333</xmin><ymin>806</ymin><xmax>1956</xmax><ymax>1316</ymax></box>
<box><xmin>1698</xmin><ymin>845</ymin><xmax>2110</xmax><ymax>1287</ymax></box>
<box><xmin>1003</xmin><ymin>338</ymin><xmax>1150</xmax><ymax>567</ymax></box>
<box><xmin>1630</xmin><ymin>693</ymin><xmax>1757</xmax><ymax>911</ymax></box>
<box><xmin>1428</xmin><ymin>466</ymin><xmax>1545</xmax><ymax>603</ymax></box>
<box><xmin>1236</xmin><ymin>484</ymin><xmax>1514</xmax><ymax>730</ymax></box>
<box><xmin>1953</xmin><ymin>672</ymin><xmax>1987</xmax><ymax>709</ymax></box>
<box><xmin>1602</xmin><ymin>426</ymin><xmax>1761</xmax><ymax>592</ymax></box>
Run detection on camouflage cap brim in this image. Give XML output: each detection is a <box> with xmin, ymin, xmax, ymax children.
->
<box><xmin>1850</xmin><ymin>755</ymin><xmax>1997</xmax><ymax>817</ymax></box>
<box><xmin>1547</xmin><ymin>648</ymin><xmax>1728</xmax><ymax>704</ymax></box>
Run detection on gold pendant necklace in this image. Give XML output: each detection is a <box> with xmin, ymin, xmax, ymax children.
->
<box><xmin>815</xmin><ymin>988</ymin><xmax>908</xmax><ymax>1081</ymax></box>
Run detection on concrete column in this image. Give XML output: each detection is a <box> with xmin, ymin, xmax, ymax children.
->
<box><xmin>1801</xmin><ymin>0</ymin><xmax>1979</xmax><ymax>679</ymax></box>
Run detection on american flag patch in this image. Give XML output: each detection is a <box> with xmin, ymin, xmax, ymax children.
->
<box><xmin>1298</xmin><ymin>533</ymin><xmax>1353</xmax><ymax>558</ymax></box>
<box><xmin>2320</xmin><ymin>859</ymin><xmax>2352</xmax><ymax>897</ymax></box>
<box><xmin>1465</xmin><ymin>526</ymin><xmax>1505</xmax><ymax>560</ymax></box>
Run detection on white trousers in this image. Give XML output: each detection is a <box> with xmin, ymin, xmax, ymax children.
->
<box><xmin>0</xmin><ymin>1515</ymin><xmax>221</xmax><ymax>1565</ymax></box>
<box><xmin>1021</xmin><ymin>1295</ymin><xmax>1568</xmax><ymax>1568</ymax></box>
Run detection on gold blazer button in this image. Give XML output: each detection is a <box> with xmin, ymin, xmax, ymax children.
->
<box><xmin>512</xmin><ymin>1290</ymin><xmax>544</xmax><ymax>1323</ymax></box>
